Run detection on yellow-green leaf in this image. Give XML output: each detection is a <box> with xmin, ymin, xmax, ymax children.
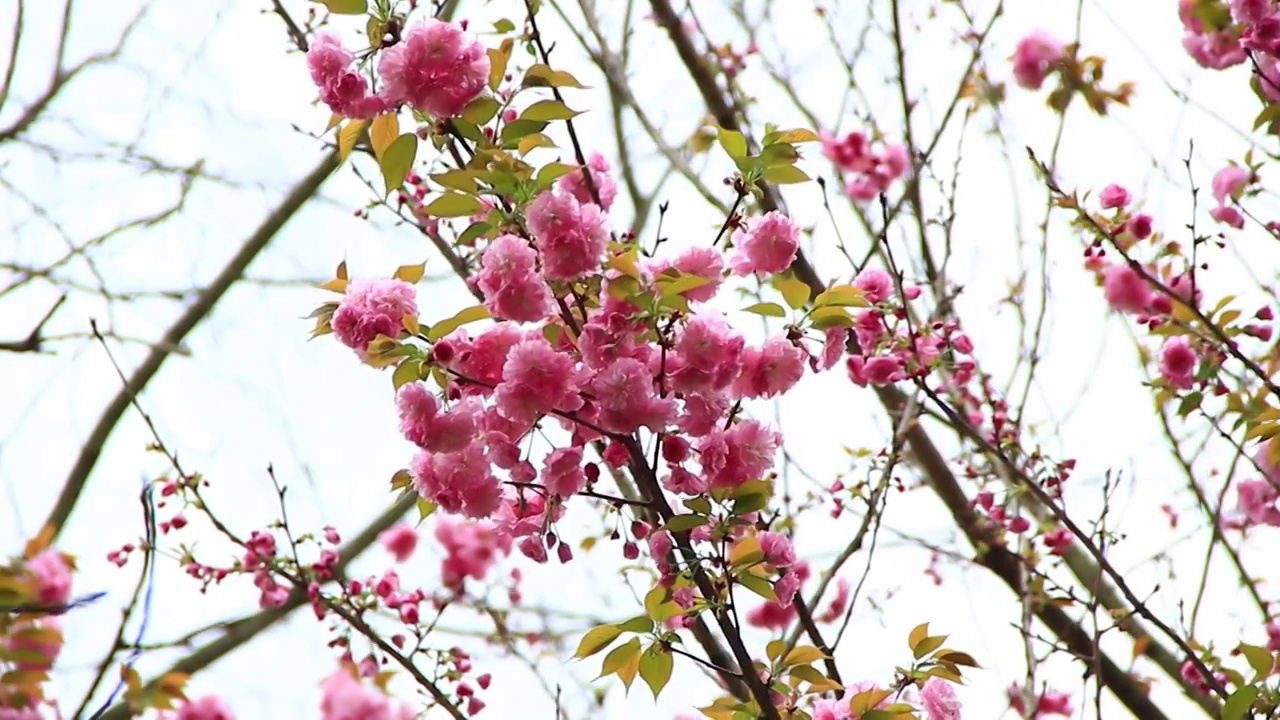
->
<box><xmin>517</xmin><ymin>133</ymin><xmax>557</xmax><ymax>155</ymax></box>
<box><xmin>766</xmin><ymin>639</ymin><xmax>786</xmax><ymax>662</ymax></box>
<box><xmin>743</xmin><ymin>302</ymin><xmax>787</xmax><ymax>317</ymax></box>
<box><xmin>809</xmin><ymin>306</ymin><xmax>853</xmax><ymax>329</ymax></box>
<box><xmin>422</xmin><ymin>192</ymin><xmax>485</xmax><ymax>218</ymax></box>
<box><xmin>427</xmin><ymin>305</ymin><xmax>491</xmax><ymax>341</ymax></box>
<box><xmin>609</xmin><ymin>249</ymin><xmax>642</xmax><ymax>280</ymax></box>
<box><xmin>487</xmin><ymin>43</ymin><xmax>511</xmax><ymax>91</ymax></box>
<box><xmin>1222</xmin><ymin>686</ymin><xmax>1259</xmax><ymax>720</ymax></box>
<box><xmin>431</xmin><ymin>170</ymin><xmax>479</xmax><ymax>194</ymax></box>
<box><xmin>814</xmin><ymin>284</ymin><xmax>869</xmax><ymax>308</ymax></box>
<box><xmin>394</xmin><ymin>262</ymin><xmax>426</xmax><ymax>284</ymax></box>
<box><xmin>537</xmin><ymin>162</ymin><xmax>577</xmax><ymax>188</ymax></box>
<box><xmin>523</xmin><ymin>63</ymin><xmax>588</xmax><ymax>89</ymax></box>
<box><xmin>790</xmin><ymin>663</ymin><xmax>842</xmax><ymax>693</ymax></box>
<box><xmin>717</xmin><ymin>127</ymin><xmax>748</xmax><ymax>158</ymax></box>
<box><xmin>521</xmin><ymin>100</ymin><xmax>582</xmax><ymax>122</ymax></box>
<box><xmin>370</xmin><ymin>112</ymin><xmax>399</xmax><ymax>160</ymax></box>
<box><xmin>320</xmin><ymin>0</ymin><xmax>367</xmax><ymax>14</ymax></box>
<box><xmin>908</xmin><ymin>623</ymin><xmax>929</xmax><ymax>651</ymax></box>
<box><xmin>416</xmin><ymin>497</ymin><xmax>437</xmax><ymax>523</ymax></box>
<box><xmin>784</xmin><ymin>646</ymin><xmax>827</xmax><ymax>667</ymax></box>
<box><xmin>729</xmin><ymin>535</ymin><xmax>763</xmax><ymax>569</ymax></box>
<box><xmin>763</xmin><ymin>128</ymin><xmax>820</xmax><ymax>145</ymax></box>
<box><xmin>379</xmin><ymin>133</ymin><xmax>418</xmax><ymax>196</ymax></box>
<box><xmin>338</xmin><ymin>119</ymin><xmax>368</xmax><ymax>163</ymax></box>
<box><xmin>639</xmin><ymin>645</ymin><xmax>674</xmax><ymax>698</ymax></box>
<box><xmin>913</xmin><ymin>634</ymin><xmax>947</xmax><ymax>659</ymax></box>
<box><xmin>1239</xmin><ymin>643</ymin><xmax>1274</xmax><ymax>683</ymax></box>
<box><xmin>762</xmin><ymin>164</ymin><xmax>810</xmax><ymax>185</ymax></box>
<box><xmin>773</xmin><ymin>273</ymin><xmax>811</xmax><ymax>309</ymax></box>
<box><xmin>575</xmin><ymin>624</ymin><xmax>624</xmax><ymax>659</ymax></box>
<box><xmin>392</xmin><ymin>359</ymin><xmax>421</xmax><ymax>389</ymax></box>
<box><xmin>600</xmin><ymin>636</ymin><xmax>642</xmax><ymax>677</ymax></box>
<box><xmin>462</xmin><ymin>96</ymin><xmax>501</xmax><ymax>125</ymax></box>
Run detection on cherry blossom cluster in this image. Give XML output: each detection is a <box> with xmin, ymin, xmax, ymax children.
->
<box><xmin>819</xmin><ymin>130</ymin><xmax>910</xmax><ymax>202</ymax></box>
<box><xmin>306</xmin><ymin>19</ymin><xmax>488</xmax><ymax>120</ymax></box>
<box><xmin>0</xmin><ymin>549</ymin><xmax>71</xmax><ymax>717</ymax></box>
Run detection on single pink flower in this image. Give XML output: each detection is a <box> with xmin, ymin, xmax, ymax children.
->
<box><xmin>379</xmin><ymin>523</ymin><xmax>419</xmax><ymax>563</ymax></box>
<box><xmin>1012</xmin><ymin>30</ymin><xmax>1066</xmax><ymax>89</ymax></box>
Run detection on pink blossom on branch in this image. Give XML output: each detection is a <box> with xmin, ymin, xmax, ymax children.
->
<box><xmin>377</xmin><ymin>19</ymin><xmax>489</xmax><ymax>118</ymax></box>
<box><xmin>306</xmin><ymin>33</ymin><xmax>388</xmax><ymax>119</ymax></box>
<box><xmin>728</xmin><ymin>211</ymin><xmax>800</xmax><ymax>277</ymax></box>
<box><xmin>331</xmin><ymin>278</ymin><xmax>419</xmax><ymax>362</ymax></box>
<box><xmin>556</xmin><ymin>151</ymin><xmax>619</xmax><ymax>210</ymax></box>
<box><xmin>1012</xmin><ymin>30</ymin><xmax>1066</xmax><ymax>90</ymax></box>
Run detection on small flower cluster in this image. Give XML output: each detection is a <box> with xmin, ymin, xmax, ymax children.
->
<box><xmin>306</xmin><ymin>19</ymin><xmax>488</xmax><ymax>120</ymax></box>
<box><xmin>819</xmin><ymin>130</ymin><xmax>910</xmax><ymax>202</ymax></box>
<box><xmin>0</xmin><ymin>547</ymin><xmax>72</xmax><ymax>716</ymax></box>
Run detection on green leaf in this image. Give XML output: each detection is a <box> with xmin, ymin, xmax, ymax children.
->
<box><xmin>639</xmin><ymin>645</ymin><xmax>674</xmax><ymax>698</ymax></box>
<box><xmin>732</xmin><ymin>491</ymin><xmax>770</xmax><ymax>515</ymax></box>
<box><xmin>644</xmin><ymin>584</ymin><xmax>668</xmax><ymax>619</ymax></box>
<box><xmin>783</xmin><ymin>646</ymin><xmax>827</xmax><ymax>668</ymax></box>
<box><xmin>427</xmin><ymin>305</ymin><xmax>491</xmax><ymax>341</ymax></box>
<box><xmin>759</xmin><ymin>144</ymin><xmax>800</xmax><ymax>166</ymax></box>
<box><xmin>462</xmin><ymin>96</ymin><xmax>501</xmax><ymax>125</ymax></box>
<box><xmin>536</xmin><ymin>162</ymin><xmax>577</xmax><ymax>188</ymax></box>
<box><xmin>1239</xmin><ymin>643</ymin><xmax>1274</xmax><ymax>683</ymax></box>
<box><xmin>522</xmin><ymin>63</ymin><xmax>588</xmax><ymax>89</ymax></box>
<box><xmin>743</xmin><ymin>302</ymin><xmax>787</xmax><ymax>317</ymax></box>
<box><xmin>392</xmin><ymin>359</ymin><xmax>421</xmax><ymax>390</ymax></box>
<box><xmin>501</xmin><ymin>119</ymin><xmax>550</xmax><ymax>144</ymax></box>
<box><xmin>457</xmin><ymin>221</ymin><xmax>493</xmax><ymax>246</ymax></box>
<box><xmin>379</xmin><ymin>133</ymin><xmax>418</xmax><ymax>196</ymax></box>
<box><xmin>599</xmin><ymin>637</ymin><xmax>641</xmax><ymax>677</ymax></box>
<box><xmin>772</xmin><ymin>273</ymin><xmax>811</xmax><ymax>309</ymax></box>
<box><xmin>908</xmin><ymin>623</ymin><xmax>930</xmax><ymax>651</ymax></box>
<box><xmin>415</xmin><ymin>497</ymin><xmax>437</xmax><ymax>523</ymax></box>
<box><xmin>617</xmin><ymin>615</ymin><xmax>654</xmax><ymax>634</ymax></box>
<box><xmin>735</xmin><ymin>571</ymin><xmax>776</xmax><ymax>601</ymax></box>
<box><xmin>762</xmin><ymin>128</ymin><xmax>820</xmax><ymax>145</ymax></box>
<box><xmin>394</xmin><ymin>262</ymin><xmax>427</xmax><ymax>284</ymax></box>
<box><xmin>320</xmin><ymin>0</ymin><xmax>367</xmax><ymax>14</ymax></box>
<box><xmin>813</xmin><ymin>284</ymin><xmax>869</xmax><ymax>308</ymax></box>
<box><xmin>431</xmin><ymin>170</ymin><xmax>479</xmax><ymax>194</ymax></box>
<box><xmin>487</xmin><ymin>47</ymin><xmax>509</xmax><ymax>92</ymax></box>
<box><xmin>1255</xmin><ymin>103</ymin><xmax>1280</xmax><ymax>131</ymax></box>
<box><xmin>575</xmin><ymin>624</ymin><xmax>624</xmax><ymax>659</ymax></box>
<box><xmin>664</xmin><ymin>514</ymin><xmax>708</xmax><ymax>532</ymax></box>
<box><xmin>1222</xmin><ymin>685</ymin><xmax>1259</xmax><ymax>720</ymax></box>
<box><xmin>913</xmin><ymin>634</ymin><xmax>947</xmax><ymax>659</ymax></box>
<box><xmin>658</xmin><ymin>274</ymin><xmax>711</xmax><ymax>297</ymax></box>
<box><xmin>683</xmin><ymin>496</ymin><xmax>712</xmax><ymax>515</ymax></box>
<box><xmin>369</xmin><ymin>113</ymin><xmax>400</xmax><ymax>160</ymax></box>
<box><xmin>520</xmin><ymin>100</ymin><xmax>582</xmax><ymax>122</ymax></box>
<box><xmin>766</xmin><ymin>639</ymin><xmax>786</xmax><ymax>662</ymax></box>
<box><xmin>493</xmin><ymin>18</ymin><xmax>516</xmax><ymax>33</ymax></box>
<box><xmin>717</xmin><ymin>127</ymin><xmax>748</xmax><ymax>158</ymax></box>
<box><xmin>809</xmin><ymin>306</ymin><xmax>853</xmax><ymax>329</ymax></box>
<box><xmin>338</xmin><ymin>119</ymin><xmax>368</xmax><ymax>163</ymax></box>
<box><xmin>422</xmin><ymin>192</ymin><xmax>485</xmax><ymax>218</ymax></box>
<box><xmin>762</xmin><ymin>164</ymin><xmax>811</xmax><ymax>185</ymax></box>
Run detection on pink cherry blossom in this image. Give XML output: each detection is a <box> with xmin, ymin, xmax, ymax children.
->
<box><xmin>1213</xmin><ymin>164</ymin><xmax>1251</xmax><ymax>205</ymax></box>
<box><xmin>494</xmin><ymin>338</ymin><xmax>584</xmax><ymax>424</ymax></box>
<box><xmin>525</xmin><ymin>191</ymin><xmax>610</xmax><ymax>281</ymax></box>
<box><xmin>377</xmin><ymin>19</ymin><xmax>489</xmax><ymax>118</ymax></box>
<box><xmin>306</xmin><ymin>33</ymin><xmax>388</xmax><ymax>118</ymax></box>
<box><xmin>556</xmin><ymin>151</ymin><xmax>618</xmax><ymax>210</ymax></box>
<box><xmin>1099</xmin><ymin>183</ymin><xmax>1131</xmax><ymax>209</ymax></box>
<box><xmin>731</xmin><ymin>335</ymin><xmax>807</xmax><ymax>400</ymax></box>
<box><xmin>378</xmin><ymin>523</ymin><xmax>419</xmax><ymax>563</ymax></box>
<box><xmin>728</xmin><ymin>211</ymin><xmax>799</xmax><ymax>276</ymax></box>
<box><xmin>26</xmin><ymin>549</ymin><xmax>71</xmax><ymax>606</ymax></box>
<box><xmin>476</xmin><ymin>234</ymin><xmax>555</xmax><ymax>323</ymax></box>
<box><xmin>696</xmin><ymin>419</ymin><xmax>781</xmax><ymax>489</ymax></box>
<box><xmin>920</xmin><ymin>678</ymin><xmax>962</xmax><ymax>720</ymax></box>
<box><xmin>171</xmin><ymin>696</ymin><xmax>236</xmax><ymax>720</ymax></box>
<box><xmin>410</xmin><ymin>444</ymin><xmax>502</xmax><ymax>519</ymax></box>
<box><xmin>1101</xmin><ymin>263</ymin><xmax>1151</xmax><ymax>314</ymax></box>
<box><xmin>1012</xmin><ymin>30</ymin><xmax>1066</xmax><ymax>89</ymax></box>
<box><xmin>435</xmin><ymin>516</ymin><xmax>512</xmax><ymax>590</ymax></box>
<box><xmin>331</xmin><ymin>278</ymin><xmax>418</xmax><ymax>361</ymax></box>
<box><xmin>1159</xmin><ymin>337</ymin><xmax>1198</xmax><ymax>389</ymax></box>
<box><xmin>320</xmin><ymin>666</ymin><xmax>416</xmax><ymax>720</ymax></box>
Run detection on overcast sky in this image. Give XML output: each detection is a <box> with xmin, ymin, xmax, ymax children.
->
<box><xmin>2</xmin><ymin>0</ymin><xmax>1278</xmax><ymax>718</ymax></box>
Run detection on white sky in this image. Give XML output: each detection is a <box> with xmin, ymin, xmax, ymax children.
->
<box><xmin>2</xmin><ymin>0</ymin><xmax>1278</xmax><ymax>718</ymax></box>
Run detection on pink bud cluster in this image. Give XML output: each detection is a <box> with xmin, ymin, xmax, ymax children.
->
<box><xmin>1007</xmin><ymin>685</ymin><xmax>1074</xmax><ymax>717</ymax></box>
